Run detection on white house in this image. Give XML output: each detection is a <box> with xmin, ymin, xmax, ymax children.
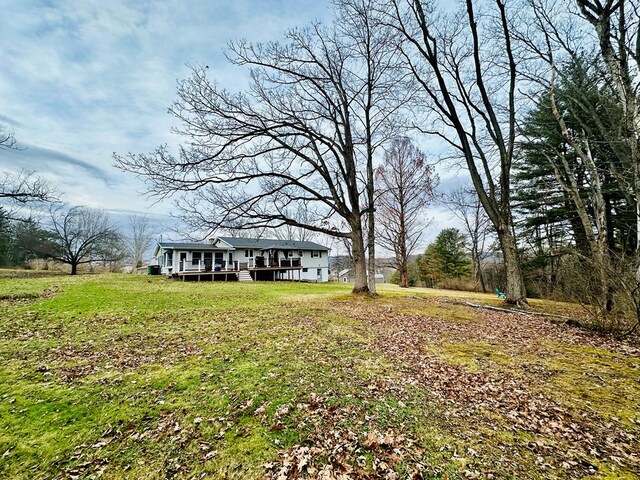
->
<box><xmin>153</xmin><ymin>236</ymin><xmax>330</xmax><ymax>282</ymax></box>
<box><xmin>337</xmin><ymin>268</ymin><xmax>385</xmax><ymax>284</ymax></box>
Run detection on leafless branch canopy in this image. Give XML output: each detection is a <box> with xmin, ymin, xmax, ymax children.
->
<box><xmin>44</xmin><ymin>205</ymin><xmax>124</xmax><ymax>274</ymax></box>
<box><xmin>115</xmin><ymin>7</ymin><xmax>408</xmax><ymax>241</ymax></box>
<box><xmin>0</xmin><ymin>125</ymin><xmax>17</xmax><ymax>150</ymax></box>
<box><xmin>384</xmin><ymin>0</ymin><xmax>528</xmax><ymax>303</ymax></box>
<box><xmin>375</xmin><ymin>137</ymin><xmax>437</xmax><ymax>283</ymax></box>
<box><xmin>126</xmin><ymin>214</ymin><xmax>156</xmax><ymax>268</ymax></box>
<box><xmin>0</xmin><ymin>169</ymin><xmax>53</xmax><ymax>204</ymax></box>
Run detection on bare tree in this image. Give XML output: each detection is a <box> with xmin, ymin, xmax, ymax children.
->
<box><xmin>375</xmin><ymin>137</ymin><xmax>437</xmax><ymax>287</ymax></box>
<box><xmin>385</xmin><ymin>0</ymin><xmax>529</xmax><ymax>306</ymax></box>
<box><xmin>512</xmin><ymin>0</ymin><xmax>636</xmax><ymax>313</ymax></box>
<box><xmin>37</xmin><ymin>206</ymin><xmax>124</xmax><ymax>275</ymax></box>
<box><xmin>126</xmin><ymin>214</ymin><xmax>156</xmax><ymax>269</ymax></box>
<box><xmin>0</xmin><ymin>125</ymin><xmax>17</xmax><ymax>150</ymax></box>
<box><xmin>0</xmin><ymin>170</ymin><xmax>55</xmax><ymax>224</ymax></box>
<box><xmin>115</xmin><ymin>2</ymin><xmax>409</xmax><ymax>294</ymax></box>
<box><xmin>444</xmin><ymin>187</ymin><xmax>492</xmax><ymax>292</ymax></box>
<box><xmin>273</xmin><ymin>205</ymin><xmax>317</xmax><ymax>242</ymax></box>
<box><xmin>0</xmin><ymin>169</ymin><xmax>53</xmax><ymax>206</ymax></box>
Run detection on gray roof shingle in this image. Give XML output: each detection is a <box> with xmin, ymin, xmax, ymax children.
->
<box><xmin>217</xmin><ymin>236</ymin><xmax>330</xmax><ymax>251</ymax></box>
<box><xmin>156</xmin><ymin>237</ymin><xmax>330</xmax><ymax>252</ymax></box>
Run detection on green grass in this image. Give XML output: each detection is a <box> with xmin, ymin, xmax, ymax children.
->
<box><xmin>0</xmin><ymin>275</ymin><xmax>458</xmax><ymax>478</ymax></box>
<box><xmin>0</xmin><ymin>273</ymin><xmax>637</xmax><ymax>479</ymax></box>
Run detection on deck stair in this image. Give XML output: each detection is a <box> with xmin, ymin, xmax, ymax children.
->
<box><xmin>238</xmin><ymin>271</ymin><xmax>253</xmax><ymax>282</ymax></box>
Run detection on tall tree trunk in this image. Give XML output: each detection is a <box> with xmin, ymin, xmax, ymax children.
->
<box><xmin>71</xmin><ymin>262</ymin><xmax>78</xmax><ymax>275</ymax></box>
<box><xmin>351</xmin><ymin>221</ymin><xmax>369</xmax><ymax>294</ymax></box>
<box><xmin>499</xmin><ymin>227</ymin><xmax>527</xmax><ymax>306</ymax></box>
<box><xmin>399</xmin><ymin>237</ymin><xmax>409</xmax><ymax>288</ymax></box>
<box><xmin>399</xmin><ymin>252</ymin><xmax>409</xmax><ymax>288</ymax></box>
<box><xmin>367</xmin><ymin>209</ymin><xmax>377</xmax><ymax>295</ymax></box>
<box><xmin>478</xmin><ymin>267</ymin><xmax>487</xmax><ymax>293</ymax></box>
<box><xmin>472</xmin><ymin>244</ymin><xmax>486</xmax><ymax>292</ymax></box>
<box><xmin>635</xmin><ymin>163</ymin><xmax>640</xmax><ymax>252</ymax></box>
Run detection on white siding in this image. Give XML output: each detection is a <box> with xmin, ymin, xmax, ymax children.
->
<box><xmin>299</xmin><ymin>250</ymin><xmax>329</xmax><ymax>282</ymax></box>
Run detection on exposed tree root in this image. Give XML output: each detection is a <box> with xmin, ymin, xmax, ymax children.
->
<box><xmin>351</xmin><ymin>286</ymin><xmax>370</xmax><ymax>295</ymax></box>
<box><xmin>503</xmin><ymin>298</ymin><xmax>530</xmax><ymax>309</ymax></box>
<box><xmin>460</xmin><ymin>301</ymin><xmax>582</xmax><ymax>326</ymax></box>
<box><xmin>618</xmin><ymin>320</ymin><xmax>639</xmax><ymax>339</ymax></box>
<box><xmin>404</xmin><ymin>296</ymin><xmax>583</xmax><ymax>326</ymax></box>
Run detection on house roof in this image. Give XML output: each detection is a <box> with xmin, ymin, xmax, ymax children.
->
<box><xmin>154</xmin><ymin>242</ymin><xmax>225</xmax><ymax>255</ymax></box>
<box><xmin>155</xmin><ymin>236</ymin><xmax>330</xmax><ymax>254</ymax></box>
<box><xmin>215</xmin><ymin>236</ymin><xmax>330</xmax><ymax>251</ymax></box>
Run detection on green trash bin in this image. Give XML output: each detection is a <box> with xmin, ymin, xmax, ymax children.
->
<box><xmin>147</xmin><ymin>265</ymin><xmax>153</xmax><ymax>275</ymax></box>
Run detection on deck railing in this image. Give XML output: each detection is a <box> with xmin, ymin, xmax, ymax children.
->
<box><xmin>178</xmin><ymin>256</ymin><xmax>302</xmax><ymax>272</ymax></box>
<box><xmin>179</xmin><ymin>260</ymin><xmax>239</xmax><ymax>273</ymax></box>
<box><xmin>247</xmin><ymin>257</ymin><xmax>301</xmax><ymax>269</ymax></box>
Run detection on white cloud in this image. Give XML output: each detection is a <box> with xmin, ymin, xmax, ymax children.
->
<box><xmin>0</xmin><ymin>0</ymin><xmax>331</xmax><ymax>215</ymax></box>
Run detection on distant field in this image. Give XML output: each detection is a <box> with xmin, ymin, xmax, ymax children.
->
<box><xmin>0</xmin><ymin>273</ymin><xmax>638</xmax><ymax>479</ymax></box>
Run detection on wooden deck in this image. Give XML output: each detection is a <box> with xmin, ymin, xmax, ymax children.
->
<box><xmin>177</xmin><ymin>265</ymin><xmax>303</xmax><ymax>282</ymax></box>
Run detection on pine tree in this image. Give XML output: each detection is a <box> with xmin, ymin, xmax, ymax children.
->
<box><xmin>0</xmin><ymin>207</ymin><xmax>13</xmax><ymax>266</ymax></box>
<box><xmin>418</xmin><ymin>229</ymin><xmax>471</xmax><ymax>286</ymax></box>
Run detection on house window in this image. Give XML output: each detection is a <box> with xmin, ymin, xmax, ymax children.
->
<box><xmin>302</xmin><ymin>268</ymin><xmax>308</xmax><ymax>273</ymax></box>
<box><xmin>192</xmin><ymin>252</ymin><xmax>201</xmax><ymax>265</ymax></box>
<box><xmin>288</xmin><ymin>250</ymin><xmax>294</xmax><ymax>257</ymax></box>
<box><xmin>311</xmin><ymin>251</ymin><xmax>319</xmax><ymax>258</ymax></box>
<box><xmin>317</xmin><ymin>268</ymin><xmax>322</xmax><ymax>276</ymax></box>
<box><xmin>245</xmin><ymin>249</ymin><xmax>254</xmax><ymax>258</ymax></box>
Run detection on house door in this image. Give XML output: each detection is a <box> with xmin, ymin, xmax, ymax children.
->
<box><xmin>180</xmin><ymin>253</ymin><xmax>187</xmax><ymax>271</ymax></box>
<box><xmin>203</xmin><ymin>252</ymin><xmax>213</xmax><ymax>271</ymax></box>
<box><xmin>214</xmin><ymin>252</ymin><xmax>224</xmax><ymax>269</ymax></box>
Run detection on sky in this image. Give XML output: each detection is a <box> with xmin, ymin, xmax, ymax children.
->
<box><xmin>0</xmin><ymin>0</ymin><xmax>463</xmax><ymax>248</ymax></box>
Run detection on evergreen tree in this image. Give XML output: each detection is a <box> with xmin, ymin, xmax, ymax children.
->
<box><xmin>418</xmin><ymin>228</ymin><xmax>471</xmax><ymax>286</ymax></box>
<box><xmin>0</xmin><ymin>207</ymin><xmax>13</xmax><ymax>266</ymax></box>
<box><xmin>515</xmin><ymin>58</ymin><xmax>635</xmax><ymax>256</ymax></box>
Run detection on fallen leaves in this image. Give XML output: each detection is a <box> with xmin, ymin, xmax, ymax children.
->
<box><xmin>48</xmin><ymin>332</ymin><xmax>204</xmax><ymax>382</ymax></box>
<box><xmin>263</xmin><ymin>394</ymin><xmax>428</xmax><ymax>479</ymax></box>
<box><xmin>332</xmin><ymin>296</ymin><xmax>640</xmax><ymax>477</ymax></box>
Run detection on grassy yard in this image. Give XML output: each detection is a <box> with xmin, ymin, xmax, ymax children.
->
<box><xmin>0</xmin><ymin>273</ymin><xmax>638</xmax><ymax>479</ymax></box>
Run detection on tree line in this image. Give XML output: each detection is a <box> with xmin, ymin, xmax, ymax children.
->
<box><xmin>3</xmin><ymin>0</ymin><xmax>638</xmax><ymax>331</ymax></box>
<box><xmin>0</xmin><ymin>169</ymin><xmax>156</xmax><ymax>274</ymax></box>
<box><xmin>113</xmin><ymin>0</ymin><xmax>640</xmax><ymax>331</ymax></box>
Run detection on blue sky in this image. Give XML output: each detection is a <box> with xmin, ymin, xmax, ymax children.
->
<box><xmin>0</xmin><ymin>0</ymin><xmax>463</xmax><ymax>246</ymax></box>
<box><xmin>0</xmin><ymin>1</ymin><xmax>332</xmax><ymax>215</ymax></box>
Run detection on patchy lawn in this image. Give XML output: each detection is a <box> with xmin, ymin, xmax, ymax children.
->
<box><xmin>0</xmin><ymin>274</ymin><xmax>638</xmax><ymax>479</ymax></box>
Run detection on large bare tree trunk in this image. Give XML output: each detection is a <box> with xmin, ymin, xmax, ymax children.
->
<box><xmin>399</xmin><ymin>225</ymin><xmax>409</xmax><ymax>288</ymax></box>
<box><xmin>387</xmin><ymin>0</ymin><xmax>528</xmax><ymax>306</ymax></box>
<box><xmin>499</xmin><ymin>228</ymin><xmax>527</xmax><ymax>306</ymax></box>
<box><xmin>351</xmin><ymin>222</ymin><xmax>370</xmax><ymax>293</ymax></box>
